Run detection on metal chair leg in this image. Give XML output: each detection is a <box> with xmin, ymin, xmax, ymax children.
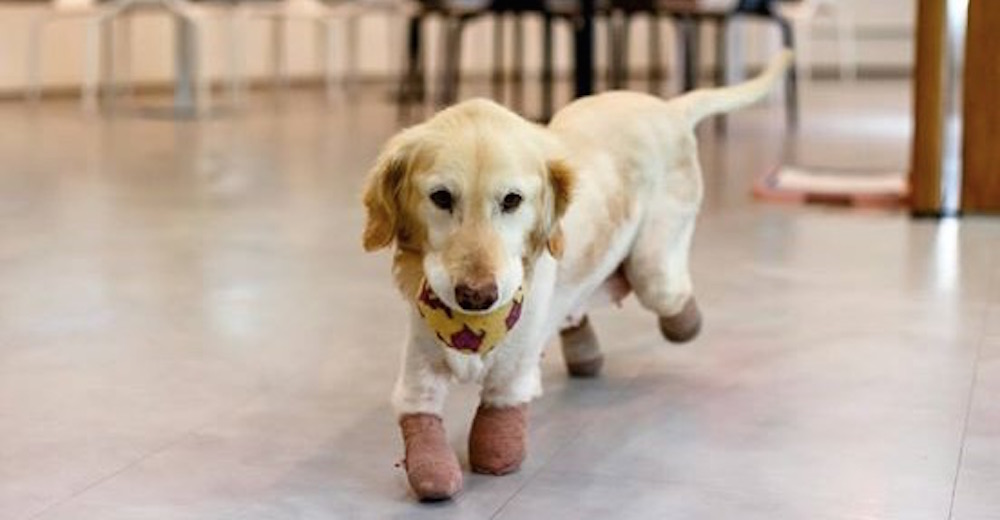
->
<box><xmin>794</xmin><ymin>17</ymin><xmax>812</xmax><ymax>83</ymax></box>
<box><xmin>451</xmin><ymin>19</ymin><xmax>466</xmax><ymax>104</ymax></box>
<box><xmin>117</xmin><ymin>14</ymin><xmax>135</xmax><ymax>100</ymax></box>
<box><xmin>648</xmin><ymin>14</ymin><xmax>663</xmax><ymax>94</ymax></box>
<box><xmin>714</xmin><ymin>16</ymin><xmax>728</xmax><ymax>132</ymax></box>
<box><xmin>317</xmin><ymin>19</ymin><xmax>341</xmax><ymax>104</ymax></box>
<box><xmin>82</xmin><ymin>18</ymin><xmax>103</xmax><ymax>113</ymax></box>
<box><xmin>398</xmin><ymin>14</ymin><xmax>424</xmax><ymax>104</ymax></box>
<box><xmin>675</xmin><ymin>15</ymin><xmax>699</xmax><ymax>92</ymax></box>
<box><xmin>541</xmin><ymin>13</ymin><xmax>555</xmax><ymax>120</ymax></box>
<box><xmin>438</xmin><ymin>17</ymin><xmax>463</xmax><ymax>106</ymax></box>
<box><xmin>100</xmin><ymin>19</ymin><xmax>116</xmax><ymax>108</ymax></box>
<box><xmin>832</xmin><ymin>3</ymin><xmax>858</xmax><ymax>81</ymax></box>
<box><xmin>777</xmin><ymin>17</ymin><xmax>799</xmax><ymax>129</ymax></box>
<box><xmin>386</xmin><ymin>6</ymin><xmax>405</xmax><ymax>80</ymax></box>
<box><xmin>605</xmin><ymin>11</ymin><xmax>618</xmax><ymax>88</ymax></box>
<box><xmin>192</xmin><ymin>23</ymin><xmax>211</xmax><ymax>116</ymax></box>
<box><xmin>271</xmin><ymin>17</ymin><xmax>288</xmax><ymax>91</ymax></box>
<box><xmin>26</xmin><ymin>17</ymin><xmax>45</xmax><ymax>103</ymax></box>
<box><xmin>615</xmin><ymin>13</ymin><xmax>631</xmax><ymax>89</ymax></box>
<box><xmin>227</xmin><ymin>10</ymin><xmax>246</xmax><ymax>105</ymax></box>
<box><xmin>437</xmin><ymin>16</ymin><xmax>450</xmax><ymax>106</ymax></box>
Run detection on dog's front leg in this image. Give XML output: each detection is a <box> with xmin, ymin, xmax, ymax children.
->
<box><xmin>392</xmin><ymin>312</ymin><xmax>461</xmax><ymax>501</ymax></box>
<box><xmin>469</xmin><ymin>344</ymin><xmax>544</xmax><ymax>475</ymax></box>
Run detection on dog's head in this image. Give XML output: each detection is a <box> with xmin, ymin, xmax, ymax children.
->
<box><xmin>362</xmin><ymin>99</ymin><xmax>573</xmax><ymax>314</ymax></box>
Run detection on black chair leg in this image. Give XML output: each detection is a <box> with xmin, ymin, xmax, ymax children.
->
<box><xmin>452</xmin><ymin>19</ymin><xmax>466</xmax><ymax>105</ymax></box>
<box><xmin>714</xmin><ymin>16</ymin><xmax>728</xmax><ymax>132</ymax></box>
<box><xmin>399</xmin><ymin>15</ymin><xmax>424</xmax><ymax>104</ymax></box>
<box><xmin>617</xmin><ymin>14</ymin><xmax>631</xmax><ymax>88</ymax></box>
<box><xmin>777</xmin><ymin>17</ymin><xmax>799</xmax><ymax>129</ymax></box>
<box><xmin>438</xmin><ymin>17</ymin><xmax>463</xmax><ymax>106</ymax></box>
<box><xmin>676</xmin><ymin>16</ymin><xmax>699</xmax><ymax>92</ymax></box>
<box><xmin>604</xmin><ymin>12</ymin><xmax>614</xmax><ymax>87</ymax></box>
<box><xmin>437</xmin><ymin>17</ymin><xmax>451</xmax><ymax>106</ymax></box>
<box><xmin>541</xmin><ymin>13</ymin><xmax>555</xmax><ymax>120</ymax></box>
<box><xmin>605</xmin><ymin>12</ymin><xmax>621</xmax><ymax>89</ymax></box>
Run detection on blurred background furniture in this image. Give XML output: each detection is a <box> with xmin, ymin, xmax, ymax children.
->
<box><xmin>397</xmin><ymin>0</ymin><xmax>489</xmax><ymax>106</ymax></box>
<box><xmin>488</xmin><ymin>0</ymin><xmax>613</xmax><ymax>119</ymax></box>
<box><xmin>774</xmin><ymin>0</ymin><xmax>856</xmax><ymax>83</ymax></box>
<box><xmin>911</xmin><ymin>0</ymin><xmax>1000</xmax><ymax>215</ymax></box>
<box><xmin>614</xmin><ymin>0</ymin><xmax>798</xmax><ymax>127</ymax></box>
<box><xmin>242</xmin><ymin>0</ymin><xmax>411</xmax><ymax>103</ymax></box>
<box><xmin>147</xmin><ymin>0</ymin><xmax>243</xmax><ymax>115</ymax></box>
<box><xmin>25</xmin><ymin>0</ymin><xmax>121</xmax><ymax>107</ymax></box>
<box><xmin>27</xmin><ymin>0</ymin><xmax>257</xmax><ymax>115</ymax></box>
<box><xmin>909</xmin><ymin>0</ymin><xmax>962</xmax><ymax>216</ymax></box>
<box><xmin>399</xmin><ymin>0</ymin><xmax>616</xmax><ymax>120</ymax></box>
<box><xmin>489</xmin><ymin>0</ymin><xmax>552</xmax><ymax>113</ymax></box>
<box><xmin>961</xmin><ymin>0</ymin><xmax>1000</xmax><ymax>213</ymax></box>
<box><xmin>75</xmin><ymin>0</ymin><xmax>243</xmax><ymax>115</ymax></box>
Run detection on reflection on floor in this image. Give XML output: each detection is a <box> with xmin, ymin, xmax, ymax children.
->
<box><xmin>1</xmin><ymin>80</ymin><xmax>998</xmax><ymax>520</ymax></box>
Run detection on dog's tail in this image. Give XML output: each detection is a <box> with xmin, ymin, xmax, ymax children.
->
<box><xmin>671</xmin><ymin>50</ymin><xmax>793</xmax><ymax>128</ymax></box>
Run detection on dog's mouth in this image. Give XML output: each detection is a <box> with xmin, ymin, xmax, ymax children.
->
<box><xmin>415</xmin><ymin>280</ymin><xmax>524</xmax><ymax>356</ymax></box>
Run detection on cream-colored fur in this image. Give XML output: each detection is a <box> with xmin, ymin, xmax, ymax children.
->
<box><xmin>364</xmin><ymin>52</ymin><xmax>793</xmax><ymax>415</ymax></box>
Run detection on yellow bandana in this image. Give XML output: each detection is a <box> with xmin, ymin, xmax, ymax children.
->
<box><xmin>415</xmin><ymin>280</ymin><xmax>524</xmax><ymax>357</ymax></box>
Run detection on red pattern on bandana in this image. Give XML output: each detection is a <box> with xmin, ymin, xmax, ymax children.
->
<box><xmin>505</xmin><ymin>298</ymin><xmax>522</xmax><ymax>330</ymax></box>
<box><xmin>450</xmin><ymin>325</ymin><xmax>486</xmax><ymax>352</ymax></box>
<box><xmin>419</xmin><ymin>284</ymin><xmax>453</xmax><ymax>319</ymax></box>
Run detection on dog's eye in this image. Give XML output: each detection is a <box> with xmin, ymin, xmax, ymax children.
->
<box><xmin>429</xmin><ymin>189</ymin><xmax>454</xmax><ymax>212</ymax></box>
<box><xmin>501</xmin><ymin>193</ymin><xmax>522</xmax><ymax>213</ymax></box>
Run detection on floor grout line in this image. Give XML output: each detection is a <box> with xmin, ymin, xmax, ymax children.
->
<box><xmin>946</xmin><ymin>245</ymin><xmax>1000</xmax><ymax>520</ymax></box>
<box><xmin>945</xmin><ymin>330</ymin><xmax>986</xmax><ymax>520</ymax></box>
<box><xmin>486</xmin><ymin>445</ymin><xmax>562</xmax><ymax>520</ymax></box>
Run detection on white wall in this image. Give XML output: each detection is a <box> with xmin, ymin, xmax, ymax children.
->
<box><xmin>0</xmin><ymin>0</ymin><xmax>914</xmax><ymax>96</ymax></box>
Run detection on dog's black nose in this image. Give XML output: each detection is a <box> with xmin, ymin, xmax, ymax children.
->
<box><xmin>455</xmin><ymin>282</ymin><xmax>498</xmax><ymax>311</ymax></box>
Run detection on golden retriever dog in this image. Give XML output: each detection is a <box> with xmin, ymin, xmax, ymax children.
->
<box><xmin>362</xmin><ymin>51</ymin><xmax>792</xmax><ymax>501</ymax></box>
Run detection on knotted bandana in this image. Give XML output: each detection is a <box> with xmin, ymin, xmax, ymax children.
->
<box><xmin>416</xmin><ymin>280</ymin><xmax>524</xmax><ymax>357</ymax></box>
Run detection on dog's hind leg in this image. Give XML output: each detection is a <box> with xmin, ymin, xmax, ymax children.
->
<box><xmin>559</xmin><ymin>316</ymin><xmax>604</xmax><ymax>378</ymax></box>
<box><xmin>624</xmin><ymin>153</ymin><xmax>704</xmax><ymax>343</ymax></box>
<box><xmin>625</xmin><ymin>210</ymin><xmax>702</xmax><ymax>343</ymax></box>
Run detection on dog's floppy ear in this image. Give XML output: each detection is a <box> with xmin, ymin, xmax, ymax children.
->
<box><xmin>362</xmin><ymin>137</ymin><xmax>413</xmax><ymax>252</ymax></box>
<box><xmin>545</xmin><ymin>159</ymin><xmax>575</xmax><ymax>259</ymax></box>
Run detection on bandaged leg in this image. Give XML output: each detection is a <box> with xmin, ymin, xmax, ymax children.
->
<box><xmin>559</xmin><ymin>316</ymin><xmax>604</xmax><ymax>377</ymax></box>
<box><xmin>399</xmin><ymin>414</ymin><xmax>463</xmax><ymax>500</ymax></box>
<box><xmin>468</xmin><ymin>404</ymin><xmax>528</xmax><ymax>475</ymax></box>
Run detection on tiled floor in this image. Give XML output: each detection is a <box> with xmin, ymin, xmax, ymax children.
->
<box><xmin>0</xmin><ymin>79</ymin><xmax>997</xmax><ymax>520</ymax></box>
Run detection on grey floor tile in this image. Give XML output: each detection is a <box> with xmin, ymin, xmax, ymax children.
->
<box><xmin>495</xmin><ymin>470</ymin><xmax>936</xmax><ymax>520</ymax></box>
<box><xmin>541</xmin><ymin>319</ymin><xmax>977</xmax><ymax>519</ymax></box>
<box><xmin>985</xmin><ymin>306</ymin><xmax>1000</xmax><ymax>338</ymax></box>
<box><xmin>28</xmin><ymin>382</ymin><xmax>586</xmax><ymax>520</ymax></box>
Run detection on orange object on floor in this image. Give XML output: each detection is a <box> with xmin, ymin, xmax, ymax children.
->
<box><xmin>754</xmin><ymin>165</ymin><xmax>908</xmax><ymax>208</ymax></box>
